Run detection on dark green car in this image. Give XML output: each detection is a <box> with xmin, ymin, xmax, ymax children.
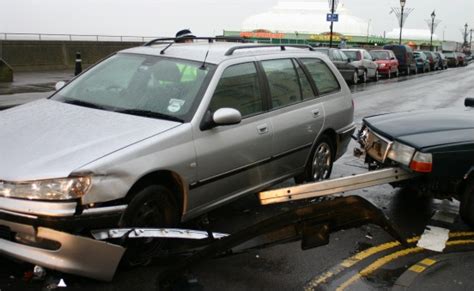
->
<box><xmin>357</xmin><ymin>98</ymin><xmax>474</xmax><ymax>226</ymax></box>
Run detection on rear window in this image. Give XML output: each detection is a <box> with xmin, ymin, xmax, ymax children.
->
<box><xmin>342</xmin><ymin>50</ymin><xmax>361</xmax><ymax>61</ymax></box>
<box><xmin>300</xmin><ymin>58</ymin><xmax>340</xmax><ymax>95</ymax></box>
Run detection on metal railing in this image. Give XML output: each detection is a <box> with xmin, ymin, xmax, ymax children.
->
<box><xmin>0</xmin><ymin>32</ymin><xmax>161</xmax><ymax>42</ymax></box>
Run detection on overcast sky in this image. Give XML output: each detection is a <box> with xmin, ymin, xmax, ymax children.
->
<box><xmin>0</xmin><ymin>0</ymin><xmax>473</xmax><ymax>42</ymax></box>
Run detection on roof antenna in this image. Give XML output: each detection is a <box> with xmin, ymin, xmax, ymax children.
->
<box><xmin>160</xmin><ymin>42</ymin><xmax>174</xmax><ymax>55</ymax></box>
<box><xmin>200</xmin><ymin>49</ymin><xmax>210</xmax><ymax>70</ymax></box>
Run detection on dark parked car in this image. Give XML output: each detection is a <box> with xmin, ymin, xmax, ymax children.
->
<box><xmin>341</xmin><ymin>48</ymin><xmax>379</xmax><ymax>83</ymax></box>
<box><xmin>383</xmin><ymin>45</ymin><xmax>417</xmax><ymax>75</ymax></box>
<box><xmin>413</xmin><ymin>51</ymin><xmax>430</xmax><ymax>73</ymax></box>
<box><xmin>356</xmin><ymin>98</ymin><xmax>474</xmax><ymax>227</ymax></box>
<box><xmin>369</xmin><ymin>49</ymin><xmax>399</xmax><ymax>78</ymax></box>
<box><xmin>444</xmin><ymin>51</ymin><xmax>459</xmax><ymax>67</ymax></box>
<box><xmin>435</xmin><ymin>52</ymin><xmax>448</xmax><ymax>70</ymax></box>
<box><xmin>423</xmin><ymin>51</ymin><xmax>439</xmax><ymax>71</ymax></box>
<box><xmin>313</xmin><ymin>47</ymin><xmax>360</xmax><ymax>84</ymax></box>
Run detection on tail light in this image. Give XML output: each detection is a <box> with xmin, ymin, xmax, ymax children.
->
<box><xmin>410</xmin><ymin>152</ymin><xmax>432</xmax><ymax>173</ymax></box>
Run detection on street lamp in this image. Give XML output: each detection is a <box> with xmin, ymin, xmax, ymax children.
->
<box><xmin>399</xmin><ymin>0</ymin><xmax>406</xmax><ymax>45</ymax></box>
<box><xmin>430</xmin><ymin>11</ymin><xmax>436</xmax><ymax>51</ymax></box>
<box><xmin>465</xmin><ymin>23</ymin><xmax>469</xmax><ymax>48</ymax></box>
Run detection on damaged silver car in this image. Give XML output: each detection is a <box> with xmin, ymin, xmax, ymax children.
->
<box><xmin>0</xmin><ymin>38</ymin><xmax>354</xmax><ymax>280</ymax></box>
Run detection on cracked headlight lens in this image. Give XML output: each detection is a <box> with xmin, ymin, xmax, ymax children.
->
<box><xmin>387</xmin><ymin>142</ymin><xmax>416</xmax><ymax>166</ymax></box>
<box><xmin>0</xmin><ymin>176</ymin><xmax>91</xmax><ymax>200</ymax></box>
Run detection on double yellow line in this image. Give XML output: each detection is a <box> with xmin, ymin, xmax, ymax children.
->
<box><xmin>305</xmin><ymin>232</ymin><xmax>474</xmax><ymax>291</ymax></box>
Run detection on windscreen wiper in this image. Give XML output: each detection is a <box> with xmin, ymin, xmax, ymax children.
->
<box><xmin>63</xmin><ymin>99</ymin><xmax>109</xmax><ymax>110</ymax></box>
<box><xmin>115</xmin><ymin>108</ymin><xmax>184</xmax><ymax>123</ymax></box>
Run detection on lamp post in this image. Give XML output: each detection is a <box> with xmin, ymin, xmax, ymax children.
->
<box><xmin>464</xmin><ymin>23</ymin><xmax>469</xmax><ymax>48</ymax></box>
<box><xmin>430</xmin><ymin>11</ymin><xmax>436</xmax><ymax>51</ymax></box>
<box><xmin>399</xmin><ymin>0</ymin><xmax>406</xmax><ymax>45</ymax></box>
<box><xmin>329</xmin><ymin>0</ymin><xmax>336</xmax><ymax>47</ymax></box>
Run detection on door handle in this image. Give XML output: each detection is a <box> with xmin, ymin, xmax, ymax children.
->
<box><xmin>311</xmin><ymin>109</ymin><xmax>321</xmax><ymax>118</ymax></box>
<box><xmin>257</xmin><ymin>124</ymin><xmax>269</xmax><ymax>134</ymax></box>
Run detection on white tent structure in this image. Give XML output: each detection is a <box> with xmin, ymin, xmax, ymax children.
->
<box><xmin>241</xmin><ymin>1</ymin><xmax>371</xmax><ymax>37</ymax></box>
<box><xmin>386</xmin><ymin>28</ymin><xmax>439</xmax><ymax>41</ymax></box>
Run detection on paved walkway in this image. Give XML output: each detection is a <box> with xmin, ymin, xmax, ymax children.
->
<box><xmin>0</xmin><ymin>70</ymin><xmax>73</xmax><ymax>109</ymax></box>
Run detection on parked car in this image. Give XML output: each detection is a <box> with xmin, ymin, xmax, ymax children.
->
<box><xmin>435</xmin><ymin>52</ymin><xmax>448</xmax><ymax>70</ymax></box>
<box><xmin>444</xmin><ymin>51</ymin><xmax>459</xmax><ymax>67</ymax></box>
<box><xmin>369</xmin><ymin>49</ymin><xmax>399</xmax><ymax>78</ymax></box>
<box><xmin>356</xmin><ymin>97</ymin><xmax>474</xmax><ymax>228</ymax></box>
<box><xmin>423</xmin><ymin>51</ymin><xmax>439</xmax><ymax>71</ymax></box>
<box><xmin>341</xmin><ymin>48</ymin><xmax>379</xmax><ymax>82</ymax></box>
<box><xmin>383</xmin><ymin>44</ymin><xmax>417</xmax><ymax>75</ymax></box>
<box><xmin>313</xmin><ymin>47</ymin><xmax>360</xmax><ymax>84</ymax></box>
<box><xmin>457</xmin><ymin>52</ymin><xmax>467</xmax><ymax>66</ymax></box>
<box><xmin>413</xmin><ymin>51</ymin><xmax>431</xmax><ymax>73</ymax></box>
<box><xmin>0</xmin><ymin>40</ymin><xmax>355</xmax><ymax>280</ymax></box>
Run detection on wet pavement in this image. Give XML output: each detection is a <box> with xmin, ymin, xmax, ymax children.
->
<box><xmin>1</xmin><ymin>64</ymin><xmax>474</xmax><ymax>290</ymax></box>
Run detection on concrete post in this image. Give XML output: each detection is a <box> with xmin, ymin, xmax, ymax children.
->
<box><xmin>74</xmin><ymin>52</ymin><xmax>82</xmax><ymax>76</ymax></box>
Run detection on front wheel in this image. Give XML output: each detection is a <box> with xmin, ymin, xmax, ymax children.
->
<box><xmin>362</xmin><ymin>70</ymin><xmax>368</xmax><ymax>83</ymax></box>
<box><xmin>460</xmin><ymin>179</ymin><xmax>474</xmax><ymax>227</ymax></box>
<box><xmin>119</xmin><ymin>185</ymin><xmax>179</xmax><ymax>266</ymax></box>
<box><xmin>352</xmin><ymin>70</ymin><xmax>359</xmax><ymax>84</ymax></box>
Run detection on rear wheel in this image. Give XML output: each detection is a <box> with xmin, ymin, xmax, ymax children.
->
<box><xmin>395</xmin><ymin>69</ymin><xmax>399</xmax><ymax>77</ymax></box>
<box><xmin>387</xmin><ymin>70</ymin><xmax>391</xmax><ymax>79</ymax></box>
<box><xmin>119</xmin><ymin>185</ymin><xmax>179</xmax><ymax>266</ymax></box>
<box><xmin>308</xmin><ymin>136</ymin><xmax>334</xmax><ymax>182</ymax></box>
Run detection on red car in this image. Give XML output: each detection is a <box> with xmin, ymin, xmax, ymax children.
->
<box><xmin>369</xmin><ymin>49</ymin><xmax>399</xmax><ymax>78</ymax></box>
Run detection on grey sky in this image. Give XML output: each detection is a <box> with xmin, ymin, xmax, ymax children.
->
<box><xmin>0</xmin><ymin>0</ymin><xmax>472</xmax><ymax>42</ymax></box>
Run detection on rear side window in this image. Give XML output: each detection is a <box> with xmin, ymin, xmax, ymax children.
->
<box><xmin>301</xmin><ymin>58</ymin><xmax>340</xmax><ymax>95</ymax></box>
<box><xmin>261</xmin><ymin>59</ymin><xmax>302</xmax><ymax>108</ymax></box>
<box><xmin>209</xmin><ymin>62</ymin><xmax>263</xmax><ymax>117</ymax></box>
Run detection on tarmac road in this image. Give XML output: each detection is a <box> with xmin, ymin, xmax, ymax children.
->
<box><xmin>1</xmin><ymin>64</ymin><xmax>474</xmax><ymax>290</ymax></box>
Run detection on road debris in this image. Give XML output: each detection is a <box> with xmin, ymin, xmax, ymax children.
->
<box><xmin>417</xmin><ymin>226</ymin><xmax>450</xmax><ymax>252</ymax></box>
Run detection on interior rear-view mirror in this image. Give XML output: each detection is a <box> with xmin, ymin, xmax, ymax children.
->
<box><xmin>465</xmin><ymin>97</ymin><xmax>474</xmax><ymax>107</ymax></box>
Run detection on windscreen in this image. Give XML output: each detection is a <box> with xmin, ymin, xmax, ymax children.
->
<box><xmin>52</xmin><ymin>53</ymin><xmax>214</xmax><ymax>122</ymax></box>
<box><xmin>370</xmin><ymin>51</ymin><xmax>390</xmax><ymax>60</ymax></box>
<box><xmin>314</xmin><ymin>49</ymin><xmax>329</xmax><ymax>56</ymax></box>
<box><xmin>342</xmin><ymin>50</ymin><xmax>360</xmax><ymax>60</ymax></box>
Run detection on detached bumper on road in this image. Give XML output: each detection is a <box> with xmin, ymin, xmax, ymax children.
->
<box><xmin>0</xmin><ymin>218</ymin><xmax>125</xmax><ymax>281</ymax></box>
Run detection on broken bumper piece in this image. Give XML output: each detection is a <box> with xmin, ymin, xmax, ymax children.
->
<box><xmin>0</xmin><ymin>219</ymin><xmax>125</xmax><ymax>281</ymax></box>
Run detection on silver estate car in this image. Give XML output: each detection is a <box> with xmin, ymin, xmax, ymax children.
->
<box><xmin>0</xmin><ymin>39</ymin><xmax>355</xmax><ymax>280</ymax></box>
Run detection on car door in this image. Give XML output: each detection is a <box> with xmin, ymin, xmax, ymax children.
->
<box><xmin>257</xmin><ymin>57</ymin><xmax>325</xmax><ymax>177</ymax></box>
<box><xmin>190</xmin><ymin>61</ymin><xmax>273</xmax><ymax>212</ymax></box>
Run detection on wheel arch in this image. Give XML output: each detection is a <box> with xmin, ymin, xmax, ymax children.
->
<box><xmin>125</xmin><ymin>170</ymin><xmax>187</xmax><ymax>218</ymax></box>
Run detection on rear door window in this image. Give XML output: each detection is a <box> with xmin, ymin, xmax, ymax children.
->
<box><xmin>261</xmin><ymin>59</ymin><xmax>302</xmax><ymax>108</ymax></box>
<box><xmin>301</xmin><ymin>58</ymin><xmax>340</xmax><ymax>95</ymax></box>
<box><xmin>209</xmin><ymin>62</ymin><xmax>263</xmax><ymax>117</ymax></box>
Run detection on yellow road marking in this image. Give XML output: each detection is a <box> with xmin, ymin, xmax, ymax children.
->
<box><xmin>409</xmin><ymin>265</ymin><xmax>426</xmax><ymax>273</ymax></box>
<box><xmin>336</xmin><ymin>239</ymin><xmax>474</xmax><ymax>290</ymax></box>
<box><xmin>420</xmin><ymin>258</ymin><xmax>437</xmax><ymax>266</ymax></box>
<box><xmin>306</xmin><ymin>231</ymin><xmax>474</xmax><ymax>290</ymax></box>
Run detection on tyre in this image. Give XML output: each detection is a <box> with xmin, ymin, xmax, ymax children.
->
<box><xmin>306</xmin><ymin>136</ymin><xmax>334</xmax><ymax>182</ymax></box>
<box><xmin>119</xmin><ymin>185</ymin><xmax>179</xmax><ymax>266</ymax></box>
<box><xmin>460</xmin><ymin>179</ymin><xmax>474</xmax><ymax>227</ymax></box>
<box><xmin>406</xmin><ymin>68</ymin><xmax>410</xmax><ymax>76</ymax></box>
<box><xmin>352</xmin><ymin>70</ymin><xmax>359</xmax><ymax>84</ymax></box>
<box><xmin>387</xmin><ymin>70</ymin><xmax>391</xmax><ymax>79</ymax></box>
<box><xmin>362</xmin><ymin>70</ymin><xmax>368</xmax><ymax>83</ymax></box>
<box><xmin>395</xmin><ymin>69</ymin><xmax>399</xmax><ymax>77</ymax></box>
<box><xmin>374</xmin><ymin>70</ymin><xmax>379</xmax><ymax>81</ymax></box>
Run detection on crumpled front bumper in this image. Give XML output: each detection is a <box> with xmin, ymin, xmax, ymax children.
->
<box><xmin>0</xmin><ymin>219</ymin><xmax>125</xmax><ymax>281</ymax></box>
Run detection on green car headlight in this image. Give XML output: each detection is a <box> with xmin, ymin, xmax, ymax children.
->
<box><xmin>0</xmin><ymin>176</ymin><xmax>91</xmax><ymax>200</ymax></box>
<box><xmin>387</xmin><ymin>141</ymin><xmax>416</xmax><ymax>166</ymax></box>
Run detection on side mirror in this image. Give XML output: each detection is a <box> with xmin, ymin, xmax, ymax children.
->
<box><xmin>390</xmin><ymin>57</ymin><xmax>396</xmax><ymax>60</ymax></box>
<box><xmin>213</xmin><ymin>108</ymin><xmax>242</xmax><ymax>125</ymax></box>
<box><xmin>200</xmin><ymin>108</ymin><xmax>242</xmax><ymax>130</ymax></box>
<box><xmin>465</xmin><ymin>97</ymin><xmax>474</xmax><ymax>107</ymax></box>
<box><xmin>55</xmin><ymin>81</ymin><xmax>66</xmax><ymax>91</ymax></box>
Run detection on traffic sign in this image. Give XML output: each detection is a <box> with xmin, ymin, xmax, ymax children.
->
<box><xmin>326</xmin><ymin>13</ymin><xmax>339</xmax><ymax>22</ymax></box>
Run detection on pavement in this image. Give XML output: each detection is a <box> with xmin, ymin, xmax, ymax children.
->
<box><xmin>1</xmin><ymin>65</ymin><xmax>474</xmax><ymax>290</ymax></box>
<box><xmin>0</xmin><ymin>69</ymin><xmax>72</xmax><ymax>109</ymax></box>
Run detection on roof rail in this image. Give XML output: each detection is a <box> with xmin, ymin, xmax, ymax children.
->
<box><xmin>143</xmin><ymin>36</ymin><xmax>247</xmax><ymax>47</ymax></box>
<box><xmin>224</xmin><ymin>44</ymin><xmax>315</xmax><ymax>56</ymax></box>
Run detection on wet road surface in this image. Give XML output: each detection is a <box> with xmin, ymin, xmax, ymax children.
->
<box><xmin>1</xmin><ymin>65</ymin><xmax>474</xmax><ymax>290</ymax></box>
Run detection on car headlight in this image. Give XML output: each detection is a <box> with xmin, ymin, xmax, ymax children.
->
<box><xmin>0</xmin><ymin>176</ymin><xmax>91</xmax><ymax>200</ymax></box>
<box><xmin>387</xmin><ymin>141</ymin><xmax>416</xmax><ymax>166</ymax></box>
<box><xmin>379</xmin><ymin>63</ymin><xmax>386</xmax><ymax>67</ymax></box>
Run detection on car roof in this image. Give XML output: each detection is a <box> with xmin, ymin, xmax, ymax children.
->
<box><xmin>119</xmin><ymin>42</ymin><xmax>325</xmax><ymax>65</ymax></box>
